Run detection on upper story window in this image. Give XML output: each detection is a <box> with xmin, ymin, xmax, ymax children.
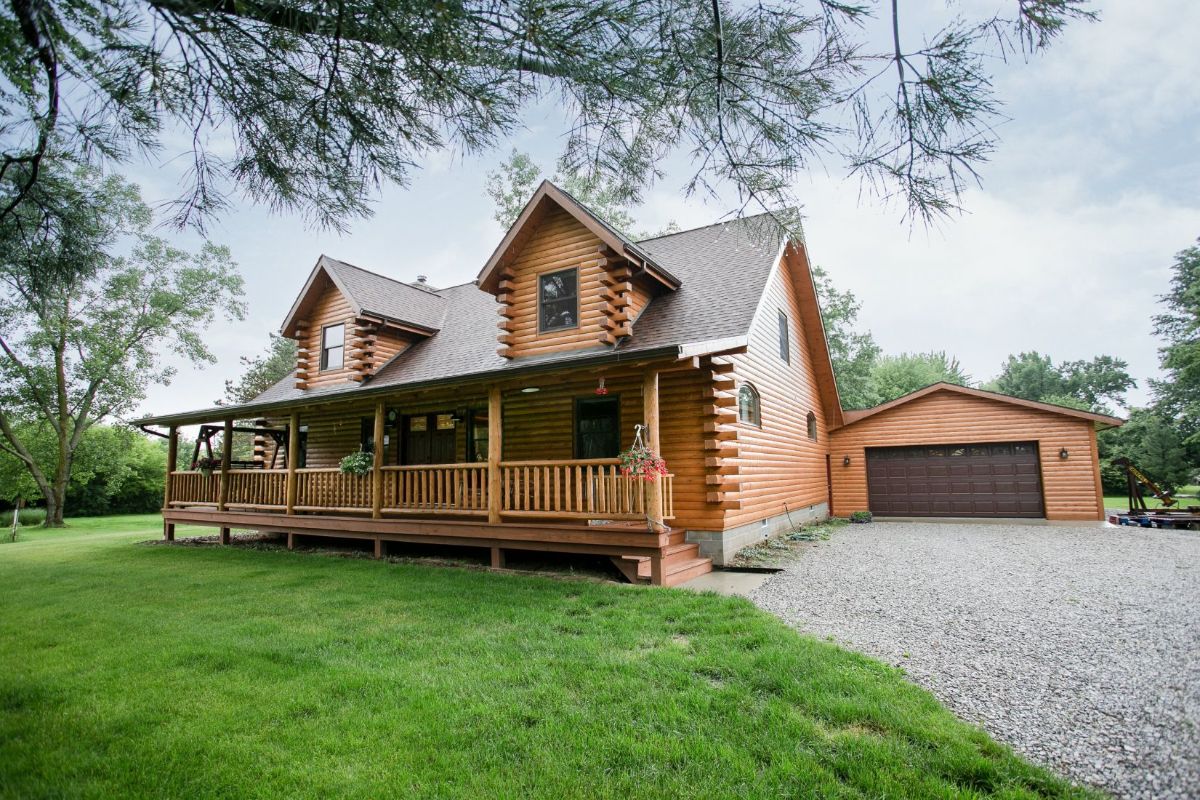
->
<box><xmin>807</xmin><ymin>411</ymin><xmax>818</xmax><ymax>441</ymax></box>
<box><xmin>320</xmin><ymin>323</ymin><xmax>345</xmax><ymax>371</ymax></box>
<box><xmin>777</xmin><ymin>309</ymin><xmax>790</xmax><ymax>364</ymax></box>
<box><xmin>737</xmin><ymin>384</ymin><xmax>761</xmax><ymax>427</ymax></box>
<box><xmin>539</xmin><ymin>268</ymin><xmax>579</xmax><ymax>332</ymax></box>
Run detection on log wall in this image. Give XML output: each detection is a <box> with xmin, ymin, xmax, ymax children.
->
<box><xmin>828</xmin><ymin>391</ymin><xmax>1106</xmax><ymax>520</ymax></box>
<box><xmin>495</xmin><ymin>205</ymin><xmax>656</xmax><ymax>358</ymax></box>
<box><xmin>724</xmin><ymin>255</ymin><xmax>831</xmax><ymax>527</ymax></box>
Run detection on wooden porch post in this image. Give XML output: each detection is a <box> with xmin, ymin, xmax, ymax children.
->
<box><xmin>163</xmin><ymin>425</ymin><xmax>177</xmax><ymax>541</ymax></box>
<box><xmin>371</xmin><ymin>400</ymin><xmax>385</xmax><ymax>519</ymax></box>
<box><xmin>285</xmin><ymin>411</ymin><xmax>299</xmax><ymax>515</ymax></box>
<box><xmin>217</xmin><ymin>417</ymin><xmax>232</xmax><ymax>512</ymax></box>
<box><xmin>487</xmin><ymin>385</ymin><xmax>502</xmax><ymax>524</ymax></box>
<box><xmin>643</xmin><ymin>368</ymin><xmax>663</xmax><ymax>530</ymax></box>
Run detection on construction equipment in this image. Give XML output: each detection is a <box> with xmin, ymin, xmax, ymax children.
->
<box><xmin>1108</xmin><ymin>457</ymin><xmax>1198</xmax><ymax>530</ymax></box>
<box><xmin>1113</xmin><ymin>457</ymin><xmax>1177</xmax><ymax>510</ymax></box>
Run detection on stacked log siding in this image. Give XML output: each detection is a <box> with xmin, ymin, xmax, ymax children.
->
<box><xmin>726</xmin><ymin>248</ymin><xmax>830</xmax><ymax>527</ymax></box>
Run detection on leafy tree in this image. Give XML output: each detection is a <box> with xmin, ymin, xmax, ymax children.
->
<box><xmin>864</xmin><ymin>352</ymin><xmax>971</xmax><ymax>405</ymax></box>
<box><xmin>811</xmin><ymin>265</ymin><xmax>880</xmax><ymax>410</ymax></box>
<box><xmin>0</xmin><ymin>423</ymin><xmax>167</xmax><ymax>515</ymax></box>
<box><xmin>0</xmin><ymin>164</ymin><xmax>244</xmax><ymax>526</ymax></box>
<box><xmin>1098</xmin><ymin>410</ymin><xmax>1196</xmax><ymax>496</ymax></box>
<box><xmin>222</xmin><ymin>334</ymin><xmax>298</xmax><ymax>405</ymax></box>
<box><xmin>987</xmin><ymin>351</ymin><xmax>1134</xmax><ymax>413</ymax></box>
<box><xmin>485</xmin><ymin>150</ymin><xmax>672</xmax><ymax>237</ymax></box>
<box><xmin>1152</xmin><ymin>238</ymin><xmax>1200</xmax><ymax>441</ymax></box>
<box><xmin>0</xmin><ymin>0</ymin><xmax>1095</xmax><ymax>243</ymax></box>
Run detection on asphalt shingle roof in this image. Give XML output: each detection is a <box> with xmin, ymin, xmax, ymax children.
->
<box><xmin>323</xmin><ymin>257</ymin><xmax>447</xmax><ymax>331</ymax></box>
<box><xmin>138</xmin><ymin>209</ymin><xmax>787</xmax><ymax>424</ymax></box>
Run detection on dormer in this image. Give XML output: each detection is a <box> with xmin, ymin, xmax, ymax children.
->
<box><xmin>476</xmin><ymin>181</ymin><xmax>681</xmax><ymax>359</ymax></box>
<box><xmin>281</xmin><ymin>256</ymin><xmax>446</xmax><ymax>389</ymax></box>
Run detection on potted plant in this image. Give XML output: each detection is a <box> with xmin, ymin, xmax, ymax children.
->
<box><xmin>195</xmin><ymin>456</ymin><xmax>220</xmax><ymax>478</ymax></box>
<box><xmin>339</xmin><ymin>450</ymin><xmax>373</xmax><ymax>476</ymax></box>
<box><xmin>619</xmin><ymin>424</ymin><xmax>668</xmax><ymax>481</ymax></box>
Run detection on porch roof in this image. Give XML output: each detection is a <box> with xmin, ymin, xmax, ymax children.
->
<box><xmin>134</xmin><ymin>213</ymin><xmax>788</xmax><ymax>427</ymax></box>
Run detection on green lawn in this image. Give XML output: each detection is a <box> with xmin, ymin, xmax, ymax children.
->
<box><xmin>1104</xmin><ymin>484</ymin><xmax>1199</xmax><ymax>511</ymax></box>
<box><xmin>0</xmin><ymin>516</ymin><xmax>1093</xmax><ymax>799</ymax></box>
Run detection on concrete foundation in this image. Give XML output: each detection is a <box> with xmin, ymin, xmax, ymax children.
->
<box><xmin>686</xmin><ymin>502</ymin><xmax>828</xmax><ymax>565</ymax></box>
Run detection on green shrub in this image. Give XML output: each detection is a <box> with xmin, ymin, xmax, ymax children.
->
<box><xmin>2</xmin><ymin>507</ymin><xmax>47</xmax><ymax>527</ymax></box>
<box><xmin>849</xmin><ymin>510</ymin><xmax>873</xmax><ymax>524</ymax></box>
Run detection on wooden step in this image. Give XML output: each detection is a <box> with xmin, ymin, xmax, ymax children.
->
<box><xmin>660</xmin><ymin>557</ymin><xmax>714</xmax><ymax>587</ymax></box>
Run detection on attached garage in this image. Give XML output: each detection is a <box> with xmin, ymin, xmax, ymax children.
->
<box><xmin>829</xmin><ymin>384</ymin><xmax>1123</xmax><ymax>521</ymax></box>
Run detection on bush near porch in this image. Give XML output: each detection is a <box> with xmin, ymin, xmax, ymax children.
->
<box><xmin>0</xmin><ymin>517</ymin><xmax>1094</xmax><ymax>798</ymax></box>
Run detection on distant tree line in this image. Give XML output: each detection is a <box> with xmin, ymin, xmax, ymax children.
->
<box><xmin>816</xmin><ymin>242</ymin><xmax>1200</xmax><ymax>495</ymax></box>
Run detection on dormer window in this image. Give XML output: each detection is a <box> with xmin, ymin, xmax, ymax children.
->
<box><xmin>538</xmin><ymin>268</ymin><xmax>578</xmax><ymax>332</ymax></box>
<box><xmin>320</xmin><ymin>323</ymin><xmax>344</xmax><ymax>371</ymax></box>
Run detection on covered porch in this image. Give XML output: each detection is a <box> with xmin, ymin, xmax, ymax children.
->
<box><xmin>154</xmin><ymin>362</ymin><xmax>708</xmax><ymax>585</ymax></box>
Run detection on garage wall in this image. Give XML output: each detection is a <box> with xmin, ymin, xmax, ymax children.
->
<box><xmin>829</xmin><ymin>391</ymin><xmax>1105</xmax><ymax>521</ymax></box>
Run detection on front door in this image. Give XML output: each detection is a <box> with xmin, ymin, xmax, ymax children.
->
<box><xmin>575</xmin><ymin>397</ymin><xmax>621</xmax><ymax>459</ymax></box>
<box><xmin>402</xmin><ymin>412</ymin><xmax>458</xmax><ymax>465</ymax></box>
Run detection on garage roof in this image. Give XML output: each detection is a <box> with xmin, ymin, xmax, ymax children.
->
<box><xmin>837</xmin><ymin>383</ymin><xmax>1124</xmax><ymax>431</ymax></box>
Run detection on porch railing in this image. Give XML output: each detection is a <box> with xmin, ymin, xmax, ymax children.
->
<box><xmin>226</xmin><ymin>469</ymin><xmax>287</xmax><ymax>510</ymax></box>
<box><xmin>166</xmin><ymin>460</ymin><xmax>673</xmax><ymax>521</ymax></box>
<box><xmin>295</xmin><ymin>468</ymin><xmax>372</xmax><ymax>511</ymax></box>
<box><xmin>381</xmin><ymin>464</ymin><xmax>488</xmax><ymax>513</ymax></box>
<box><xmin>499</xmin><ymin>459</ymin><xmax>674</xmax><ymax>521</ymax></box>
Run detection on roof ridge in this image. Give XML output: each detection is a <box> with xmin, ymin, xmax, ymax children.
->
<box><xmin>635</xmin><ymin>211</ymin><xmax>779</xmax><ymax>244</ymax></box>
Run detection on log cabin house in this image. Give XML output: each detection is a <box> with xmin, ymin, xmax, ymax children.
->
<box><xmin>136</xmin><ymin>181</ymin><xmax>1121</xmax><ymax>585</ymax></box>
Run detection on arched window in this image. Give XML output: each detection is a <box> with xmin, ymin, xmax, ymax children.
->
<box><xmin>738</xmin><ymin>384</ymin><xmax>761</xmax><ymax>427</ymax></box>
<box><xmin>807</xmin><ymin>411</ymin><xmax>818</xmax><ymax>441</ymax></box>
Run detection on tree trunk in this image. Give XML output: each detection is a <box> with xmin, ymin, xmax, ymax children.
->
<box><xmin>43</xmin><ymin>453</ymin><xmax>71</xmax><ymax>527</ymax></box>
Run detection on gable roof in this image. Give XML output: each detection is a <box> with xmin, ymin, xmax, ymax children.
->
<box><xmin>280</xmin><ymin>255</ymin><xmax>447</xmax><ymax>337</ymax></box>
<box><xmin>134</xmin><ymin>212</ymin><xmax>805</xmax><ymax>426</ymax></box>
<box><xmin>837</xmin><ymin>383</ymin><xmax>1124</xmax><ymax>430</ymax></box>
<box><xmin>476</xmin><ymin>180</ymin><xmax>680</xmax><ymax>293</ymax></box>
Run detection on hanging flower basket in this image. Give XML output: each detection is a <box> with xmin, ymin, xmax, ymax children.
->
<box><xmin>619</xmin><ymin>445</ymin><xmax>668</xmax><ymax>482</ymax></box>
<box><xmin>339</xmin><ymin>450</ymin><xmax>373</xmax><ymax>476</ymax></box>
<box><xmin>195</xmin><ymin>456</ymin><xmax>220</xmax><ymax>477</ymax></box>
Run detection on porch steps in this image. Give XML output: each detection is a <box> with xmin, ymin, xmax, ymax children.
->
<box><xmin>610</xmin><ymin>542</ymin><xmax>713</xmax><ymax>587</ymax></box>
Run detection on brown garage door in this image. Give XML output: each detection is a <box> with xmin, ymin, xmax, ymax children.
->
<box><xmin>866</xmin><ymin>442</ymin><xmax>1045</xmax><ymax>518</ymax></box>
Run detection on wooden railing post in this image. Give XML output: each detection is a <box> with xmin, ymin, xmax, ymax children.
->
<box><xmin>163</xmin><ymin>425</ymin><xmax>178</xmax><ymax>510</ymax></box>
<box><xmin>487</xmin><ymin>385</ymin><xmax>502</xmax><ymax>524</ymax></box>
<box><xmin>371</xmin><ymin>400</ymin><xmax>385</xmax><ymax>519</ymax></box>
<box><xmin>643</xmin><ymin>368</ymin><xmax>663</xmax><ymax>529</ymax></box>
<box><xmin>217</xmin><ymin>418</ymin><xmax>232</xmax><ymax>512</ymax></box>
<box><xmin>286</xmin><ymin>411</ymin><xmax>299</xmax><ymax>514</ymax></box>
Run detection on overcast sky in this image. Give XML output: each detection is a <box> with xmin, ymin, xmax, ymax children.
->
<box><xmin>130</xmin><ymin>0</ymin><xmax>1199</xmax><ymax>420</ymax></box>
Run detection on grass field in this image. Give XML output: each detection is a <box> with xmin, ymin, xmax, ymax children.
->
<box><xmin>1103</xmin><ymin>484</ymin><xmax>1199</xmax><ymax>511</ymax></box>
<box><xmin>0</xmin><ymin>515</ymin><xmax>1094</xmax><ymax>798</ymax></box>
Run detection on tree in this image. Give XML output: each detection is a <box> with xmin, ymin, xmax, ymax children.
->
<box><xmin>485</xmin><ymin>150</ymin><xmax>669</xmax><ymax>237</ymax></box>
<box><xmin>811</xmin><ymin>265</ymin><xmax>880</xmax><ymax>409</ymax></box>
<box><xmin>0</xmin><ymin>0</ymin><xmax>1095</xmax><ymax>245</ymax></box>
<box><xmin>1152</xmin><ymin>238</ymin><xmax>1200</xmax><ymax>441</ymax></box>
<box><xmin>222</xmin><ymin>334</ymin><xmax>298</xmax><ymax>405</ymax></box>
<box><xmin>0</xmin><ymin>164</ymin><xmax>244</xmax><ymax>526</ymax></box>
<box><xmin>987</xmin><ymin>351</ymin><xmax>1135</xmax><ymax>413</ymax></box>
<box><xmin>864</xmin><ymin>352</ymin><xmax>970</xmax><ymax>405</ymax></box>
<box><xmin>0</xmin><ymin>423</ymin><xmax>168</xmax><ymax>515</ymax></box>
<box><xmin>1098</xmin><ymin>409</ymin><xmax>1196</xmax><ymax>495</ymax></box>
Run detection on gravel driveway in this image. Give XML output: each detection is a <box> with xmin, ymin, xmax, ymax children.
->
<box><xmin>750</xmin><ymin>521</ymin><xmax>1199</xmax><ymax>799</ymax></box>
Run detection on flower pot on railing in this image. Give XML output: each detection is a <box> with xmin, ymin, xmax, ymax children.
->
<box><xmin>339</xmin><ymin>450</ymin><xmax>373</xmax><ymax>477</ymax></box>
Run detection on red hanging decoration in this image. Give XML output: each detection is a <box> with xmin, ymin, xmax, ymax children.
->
<box><xmin>595</xmin><ymin>376</ymin><xmax>608</xmax><ymax>395</ymax></box>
